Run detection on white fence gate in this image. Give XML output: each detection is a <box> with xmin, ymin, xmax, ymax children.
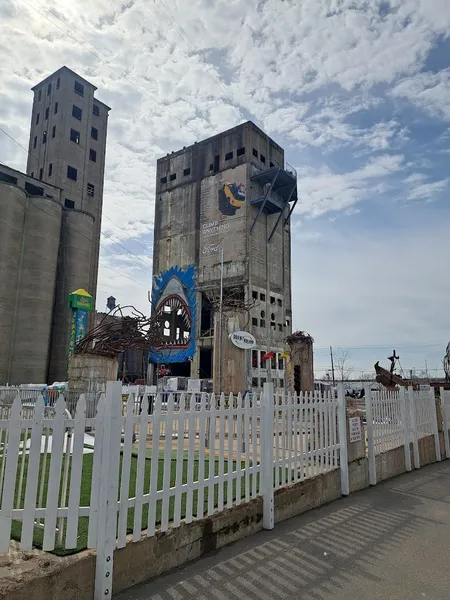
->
<box><xmin>365</xmin><ymin>385</ymin><xmax>441</xmax><ymax>485</ymax></box>
<box><xmin>0</xmin><ymin>382</ymin><xmax>348</xmax><ymax>599</ymax></box>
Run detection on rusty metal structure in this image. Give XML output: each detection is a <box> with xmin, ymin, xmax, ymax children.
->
<box><xmin>444</xmin><ymin>342</ymin><xmax>450</xmax><ymax>383</ymax></box>
<box><xmin>75</xmin><ymin>306</ymin><xmax>165</xmax><ymax>357</ymax></box>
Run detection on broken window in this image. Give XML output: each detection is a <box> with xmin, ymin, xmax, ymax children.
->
<box><xmin>237</xmin><ymin>147</ymin><xmax>245</xmax><ymax>156</ymax></box>
<box><xmin>252</xmin><ymin>148</ymin><xmax>258</xmax><ymax>157</ymax></box>
<box><xmin>183</xmin><ymin>167</ymin><xmax>190</xmax><ymax>176</ymax></box>
<box><xmin>169</xmin><ymin>173</ymin><xmax>176</xmax><ymax>181</ymax></box>
<box><xmin>72</xmin><ymin>105</ymin><xmax>82</xmax><ymax>120</ymax></box>
<box><xmin>70</xmin><ymin>128</ymin><xmax>80</xmax><ymax>144</ymax></box>
<box><xmin>225</xmin><ymin>151</ymin><xmax>233</xmax><ymax>160</ymax></box>
<box><xmin>74</xmin><ymin>80</ymin><xmax>84</xmax><ymax>97</ymax></box>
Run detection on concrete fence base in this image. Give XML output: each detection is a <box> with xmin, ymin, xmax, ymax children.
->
<box><xmin>2</xmin><ymin>428</ymin><xmax>449</xmax><ymax>600</ymax></box>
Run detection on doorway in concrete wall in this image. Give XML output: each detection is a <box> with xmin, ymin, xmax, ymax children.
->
<box><xmin>200</xmin><ymin>347</ymin><xmax>213</xmax><ymax>379</ymax></box>
<box><xmin>168</xmin><ymin>361</ymin><xmax>192</xmax><ymax>377</ymax></box>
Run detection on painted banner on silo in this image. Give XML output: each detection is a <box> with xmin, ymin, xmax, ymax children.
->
<box><xmin>199</xmin><ymin>164</ymin><xmax>247</xmax><ymax>278</ymax></box>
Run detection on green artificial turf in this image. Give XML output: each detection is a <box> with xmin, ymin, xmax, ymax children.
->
<box><xmin>9</xmin><ymin>451</ymin><xmax>258</xmax><ymax>555</ymax></box>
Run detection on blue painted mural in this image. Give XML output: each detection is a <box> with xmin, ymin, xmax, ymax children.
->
<box><xmin>150</xmin><ymin>265</ymin><xmax>197</xmax><ymax>364</ymax></box>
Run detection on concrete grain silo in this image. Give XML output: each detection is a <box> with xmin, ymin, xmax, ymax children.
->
<box><xmin>8</xmin><ymin>195</ymin><xmax>62</xmax><ymax>384</ymax></box>
<box><xmin>47</xmin><ymin>209</ymin><xmax>95</xmax><ymax>383</ymax></box>
<box><xmin>0</xmin><ymin>183</ymin><xmax>27</xmax><ymax>384</ymax></box>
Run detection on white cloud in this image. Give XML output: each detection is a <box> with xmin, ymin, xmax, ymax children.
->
<box><xmin>0</xmin><ymin>0</ymin><xmax>449</xmax><ymax>361</ymax></box>
<box><xmin>391</xmin><ymin>69</ymin><xmax>450</xmax><ymax>120</ymax></box>
<box><xmin>294</xmin><ymin>154</ymin><xmax>404</xmax><ymax>217</ymax></box>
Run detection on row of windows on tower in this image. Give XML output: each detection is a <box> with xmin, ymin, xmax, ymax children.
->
<box><xmin>37</xmin><ymin>77</ymin><xmax>101</xmax><ymax>116</ymax></box>
<box><xmin>35</xmin><ymin>102</ymin><xmax>100</xmax><ymax>128</ymax></box>
<box><xmin>159</xmin><ymin>146</ymin><xmax>277</xmax><ymax>185</ymax></box>
<box><xmin>30</xmin><ymin>165</ymin><xmax>95</xmax><ymax>199</ymax></box>
<box><xmin>33</xmin><ymin>126</ymin><xmax>98</xmax><ymax>160</ymax></box>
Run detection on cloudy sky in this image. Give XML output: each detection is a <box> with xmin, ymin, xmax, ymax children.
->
<box><xmin>1</xmin><ymin>0</ymin><xmax>449</xmax><ymax>378</ymax></box>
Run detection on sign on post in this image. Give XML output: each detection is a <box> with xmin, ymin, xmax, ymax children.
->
<box><xmin>349</xmin><ymin>417</ymin><xmax>362</xmax><ymax>443</ymax></box>
<box><xmin>228</xmin><ymin>331</ymin><xmax>256</xmax><ymax>350</ymax></box>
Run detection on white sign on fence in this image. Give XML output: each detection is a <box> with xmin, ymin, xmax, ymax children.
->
<box><xmin>349</xmin><ymin>417</ymin><xmax>362</xmax><ymax>443</ymax></box>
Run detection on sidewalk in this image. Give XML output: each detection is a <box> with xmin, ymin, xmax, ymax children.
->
<box><xmin>117</xmin><ymin>461</ymin><xmax>450</xmax><ymax>600</ymax></box>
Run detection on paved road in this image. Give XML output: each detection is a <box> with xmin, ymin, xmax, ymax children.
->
<box><xmin>117</xmin><ymin>461</ymin><xmax>450</xmax><ymax>600</ymax></box>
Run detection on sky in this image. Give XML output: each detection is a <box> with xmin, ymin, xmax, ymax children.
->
<box><xmin>0</xmin><ymin>0</ymin><xmax>449</xmax><ymax>379</ymax></box>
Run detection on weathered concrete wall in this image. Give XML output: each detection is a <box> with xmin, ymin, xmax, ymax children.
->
<box><xmin>287</xmin><ymin>337</ymin><xmax>314</xmax><ymax>392</ymax></box>
<box><xmin>68</xmin><ymin>352</ymin><xmax>118</xmax><ymax>394</ymax></box>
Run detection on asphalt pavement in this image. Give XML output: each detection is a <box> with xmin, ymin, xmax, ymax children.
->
<box><xmin>116</xmin><ymin>460</ymin><xmax>450</xmax><ymax>600</ymax></box>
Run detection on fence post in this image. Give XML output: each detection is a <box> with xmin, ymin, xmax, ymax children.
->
<box><xmin>429</xmin><ymin>388</ymin><xmax>441</xmax><ymax>462</ymax></box>
<box><xmin>94</xmin><ymin>382</ymin><xmax>123</xmax><ymax>600</ymax></box>
<box><xmin>364</xmin><ymin>384</ymin><xmax>376</xmax><ymax>485</ymax></box>
<box><xmin>408</xmin><ymin>386</ymin><xmax>420</xmax><ymax>469</ymax></box>
<box><xmin>261</xmin><ymin>382</ymin><xmax>274</xmax><ymax>530</ymax></box>
<box><xmin>440</xmin><ymin>388</ymin><xmax>450</xmax><ymax>459</ymax></box>
<box><xmin>337</xmin><ymin>383</ymin><xmax>349</xmax><ymax>496</ymax></box>
<box><xmin>399</xmin><ymin>386</ymin><xmax>412</xmax><ymax>472</ymax></box>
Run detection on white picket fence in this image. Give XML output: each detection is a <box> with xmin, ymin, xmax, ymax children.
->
<box><xmin>0</xmin><ymin>382</ymin><xmax>347</xmax><ymax>599</ymax></box>
<box><xmin>365</xmin><ymin>385</ymin><xmax>442</xmax><ymax>485</ymax></box>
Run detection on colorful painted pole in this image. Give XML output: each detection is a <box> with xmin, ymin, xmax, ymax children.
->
<box><xmin>68</xmin><ymin>288</ymin><xmax>93</xmax><ymax>359</ymax></box>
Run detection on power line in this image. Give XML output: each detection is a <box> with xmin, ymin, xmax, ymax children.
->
<box><xmin>102</xmin><ymin>213</ymin><xmax>153</xmax><ymax>255</ymax></box>
<box><xmin>0</xmin><ymin>128</ymin><xmax>153</xmax><ymax>278</ymax></box>
<box><xmin>24</xmin><ymin>0</ymin><xmax>203</xmax><ymax>138</ymax></box>
<box><xmin>100</xmin><ymin>230</ymin><xmax>152</xmax><ymax>274</ymax></box>
<box><xmin>0</xmin><ymin>126</ymin><xmax>34</xmax><ymax>158</ymax></box>
<box><xmin>314</xmin><ymin>342</ymin><xmax>445</xmax><ymax>351</ymax></box>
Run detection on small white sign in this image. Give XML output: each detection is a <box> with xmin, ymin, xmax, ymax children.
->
<box><xmin>349</xmin><ymin>417</ymin><xmax>362</xmax><ymax>443</ymax></box>
<box><xmin>229</xmin><ymin>331</ymin><xmax>256</xmax><ymax>350</ymax></box>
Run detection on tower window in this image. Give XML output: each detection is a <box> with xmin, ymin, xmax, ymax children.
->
<box><xmin>252</xmin><ymin>148</ymin><xmax>258</xmax><ymax>157</ymax></box>
<box><xmin>225</xmin><ymin>151</ymin><xmax>233</xmax><ymax>160</ymax></box>
<box><xmin>160</xmin><ymin>176</ymin><xmax>167</xmax><ymax>184</ymax></box>
<box><xmin>260</xmin><ymin>154</ymin><xmax>266</xmax><ymax>164</ymax></box>
<box><xmin>74</xmin><ymin>81</ymin><xmax>84</xmax><ymax>97</ymax></box>
<box><xmin>93</xmin><ymin>104</ymin><xmax>100</xmax><ymax>116</ymax></box>
<box><xmin>260</xmin><ymin>319</ymin><xmax>266</xmax><ymax>328</ymax></box>
<box><xmin>36</xmin><ymin>113</ymin><xmax>40</xmax><ymax>125</ymax></box>
<box><xmin>33</xmin><ymin>136</ymin><xmax>37</xmax><ymax>149</ymax></box>
<box><xmin>91</xmin><ymin>126</ymin><xmax>98</xmax><ymax>140</ymax></box>
<box><xmin>89</xmin><ymin>148</ymin><xmax>97</xmax><ymax>163</ymax></box>
<box><xmin>47</xmin><ymin>83</ymin><xmax>51</xmax><ymax>96</ymax></box>
<box><xmin>87</xmin><ymin>183</ymin><xmax>95</xmax><ymax>196</ymax></box>
<box><xmin>237</xmin><ymin>147</ymin><xmax>245</xmax><ymax>157</ymax></box>
<box><xmin>48</xmin><ymin>163</ymin><xmax>52</xmax><ymax>177</ymax></box>
<box><xmin>45</xmin><ymin>107</ymin><xmax>49</xmax><ymax>120</ymax></box>
<box><xmin>67</xmin><ymin>166</ymin><xmax>77</xmax><ymax>181</ymax></box>
<box><xmin>70</xmin><ymin>128</ymin><xmax>80</xmax><ymax>144</ymax></box>
<box><xmin>42</xmin><ymin>131</ymin><xmax>47</xmax><ymax>144</ymax></box>
<box><xmin>270</xmin><ymin>161</ymin><xmax>274</xmax><ymax>168</ymax></box>
<box><xmin>52</xmin><ymin>125</ymin><xmax>56</xmax><ymax>138</ymax></box>
<box><xmin>277</xmin><ymin>298</ymin><xmax>282</xmax><ymax>307</ymax></box>
<box><xmin>72</xmin><ymin>105</ymin><xmax>82</xmax><ymax>120</ymax></box>
<box><xmin>260</xmin><ymin>293</ymin><xmax>266</xmax><ymax>301</ymax></box>
<box><xmin>252</xmin><ymin>317</ymin><xmax>258</xmax><ymax>327</ymax></box>
<box><xmin>183</xmin><ymin>168</ymin><xmax>190</xmax><ymax>176</ymax></box>
<box><xmin>252</xmin><ymin>291</ymin><xmax>258</xmax><ymax>300</ymax></box>
<box><xmin>56</xmin><ymin>77</ymin><xmax>60</xmax><ymax>89</ymax></box>
<box><xmin>54</xmin><ymin>102</ymin><xmax>58</xmax><ymax>115</ymax></box>
<box><xmin>65</xmin><ymin>198</ymin><xmax>75</xmax><ymax>209</ymax></box>
<box><xmin>214</xmin><ymin>154</ymin><xmax>220</xmax><ymax>171</ymax></box>
<box><xmin>169</xmin><ymin>173</ymin><xmax>176</xmax><ymax>181</ymax></box>
<box><xmin>38</xmin><ymin>90</ymin><xmax>42</xmax><ymax>102</ymax></box>
<box><xmin>39</xmin><ymin>168</ymin><xmax>43</xmax><ymax>180</ymax></box>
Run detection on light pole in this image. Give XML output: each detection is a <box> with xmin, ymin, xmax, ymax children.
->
<box><xmin>217</xmin><ymin>247</ymin><xmax>224</xmax><ymax>393</ymax></box>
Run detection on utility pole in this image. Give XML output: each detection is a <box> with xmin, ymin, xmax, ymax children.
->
<box><xmin>217</xmin><ymin>247</ymin><xmax>224</xmax><ymax>393</ymax></box>
<box><xmin>330</xmin><ymin>346</ymin><xmax>335</xmax><ymax>386</ymax></box>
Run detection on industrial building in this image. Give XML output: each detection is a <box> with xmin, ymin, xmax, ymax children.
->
<box><xmin>150</xmin><ymin>121</ymin><xmax>311</xmax><ymax>394</ymax></box>
<box><xmin>0</xmin><ymin>66</ymin><xmax>109</xmax><ymax>385</ymax></box>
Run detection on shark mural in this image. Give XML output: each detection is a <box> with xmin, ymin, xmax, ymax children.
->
<box><xmin>150</xmin><ymin>265</ymin><xmax>197</xmax><ymax>364</ymax></box>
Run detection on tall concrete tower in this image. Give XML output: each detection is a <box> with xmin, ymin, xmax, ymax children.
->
<box><xmin>26</xmin><ymin>66</ymin><xmax>110</xmax><ymax>382</ymax></box>
<box><xmin>150</xmin><ymin>122</ymin><xmax>297</xmax><ymax>394</ymax></box>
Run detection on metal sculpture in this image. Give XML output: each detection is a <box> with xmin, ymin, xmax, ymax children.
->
<box><xmin>444</xmin><ymin>342</ymin><xmax>450</xmax><ymax>383</ymax></box>
<box><xmin>74</xmin><ymin>305</ymin><xmax>165</xmax><ymax>356</ymax></box>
